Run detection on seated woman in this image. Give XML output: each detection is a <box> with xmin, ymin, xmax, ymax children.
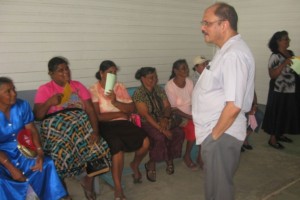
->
<box><xmin>33</xmin><ymin>57</ymin><xmax>111</xmax><ymax>200</ymax></box>
<box><xmin>132</xmin><ymin>67</ymin><xmax>185</xmax><ymax>182</ymax></box>
<box><xmin>0</xmin><ymin>77</ymin><xmax>66</xmax><ymax>200</ymax></box>
<box><xmin>89</xmin><ymin>60</ymin><xmax>149</xmax><ymax>200</ymax></box>
<box><xmin>165</xmin><ymin>59</ymin><xmax>202</xmax><ymax>170</ymax></box>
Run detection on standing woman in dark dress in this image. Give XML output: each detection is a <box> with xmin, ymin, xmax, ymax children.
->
<box><xmin>262</xmin><ymin>30</ymin><xmax>300</xmax><ymax>149</ymax></box>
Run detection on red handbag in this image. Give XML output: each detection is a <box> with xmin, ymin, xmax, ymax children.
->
<box><xmin>17</xmin><ymin>129</ymin><xmax>37</xmax><ymax>158</ymax></box>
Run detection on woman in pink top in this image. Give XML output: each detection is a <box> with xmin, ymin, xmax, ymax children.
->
<box><xmin>165</xmin><ymin>59</ymin><xmax>202</xmax><ymax>170</ymax></box>
<box><xmin>34</xmin><ymin>57</ymin><xmax>111</xmax><ymax>200</ymax></box>
<box><xmin>90</xmin><ymin>60</ymin><xmax>149</xmax><ymax>200</ymax></box>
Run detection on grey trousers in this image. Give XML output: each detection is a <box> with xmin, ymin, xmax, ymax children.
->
<box><xmin>201</xmin><ymin>133</ymin><xmax>243</xmax><ymax>200</ymax></box>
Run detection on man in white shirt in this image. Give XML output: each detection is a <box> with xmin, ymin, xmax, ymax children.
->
<box><xmin>192</xmin><ymin>2</ymin><xmax>255</xmax><ymax>200</ymax></box>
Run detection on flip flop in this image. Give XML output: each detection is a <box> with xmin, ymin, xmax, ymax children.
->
<box><xmin>184</xmin><ymin>161</ymin><xmax>198</xmax><ymax>171</ymax></box>
<box><xmin>145</xmin><ymin>163</ymin><xmax>156</xmax><ymax>182</ymax></box>
<box><xmin>130</xmin><ymin>162</ymin><xmax>142</xmax><ymax>184</ymax></box>
<box><xmin>166</xmin><ymin>163</ymin><xmax>174</xmax><ymax>175</ymax></box>
<box><xmin>80</xmin><ymin>182</ymin><xmax>96</xmax><ymax>200</ymax></box>
<box><xmin>131</xmin><ymin>174</ymin><xmax>142</xmax><ymax>184</ymax></box>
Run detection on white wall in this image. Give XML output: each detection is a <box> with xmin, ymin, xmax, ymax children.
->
<box><xmin>1</xmin><ymin>0</ymin><xmax>300</xmax><ymax>104</ymax></box>
<box><xmin>0</xmin><ymin>0</ymin><xmax>212</xmax><ymax>90</ymax></box>
<box><xmin>225</xmin><ymin>0</ymin><xmax>300</xmax><ymax>103</ymax></box>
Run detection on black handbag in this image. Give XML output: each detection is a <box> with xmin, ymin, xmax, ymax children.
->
<box><xmin>86</xmin><ymin>157</ymin><xmax>111</xmax><ymax>177</ymax></box>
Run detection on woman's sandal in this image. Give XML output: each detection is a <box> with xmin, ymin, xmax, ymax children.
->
<box><xmin>166</xmin><ymin>164</ymin><xmax>174</xmax><ymax>175</ymax></box>
<box><xmin>184</xmin><ymin>159</ymin><xmax>198</xmax><ymax>171</ymax></box>
<box><xmin>130</xmin><ymin>162</ymin><xmax>142</xmax><ymax>184</ymax></box>
<box><xmin>144</xmin><ymin>163</ymin><xmax>156</xmax><ymax>182</ymax></box>
<box><xmin>132</xmin><ymin>174</ymin><xmax>142</xmax><ymax>184</ymax></box>
<box><xmin>80</xmin><ymin>183</ymin><xmax>96</xmax><ymax>200</ymax></box>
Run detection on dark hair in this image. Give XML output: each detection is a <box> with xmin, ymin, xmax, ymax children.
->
<box><xmin>268</xmin><ymin>30</ymin><xmax>289</xmax><ymax>53</ymax></box>
<box><xmin>214</xmin><ymin>2</ymin><xmax>238</xmax><ymax>31</ymax></box>
<box><xmin>135</xmin><ymin>67</ymin><xmax>156</xmax><ymax>80</ymax></box>
<box><xmin>48</xmin><ymin>56</ymin><xmax>69</xmax><ymax>72</ymax></box>
<box><xmin>0</xmin><ymin>77</ymin><xmax>13</xmax><ymax>88</ymax></box>
<box><xmin>169</xmin><ymin>59</ymin><xmax>188</xmax><ymax>80</ymax></box>
<box><xmin>95</xmin><ymin>60</ymin><xmax>117</xmax><ymax>80</ymax></box>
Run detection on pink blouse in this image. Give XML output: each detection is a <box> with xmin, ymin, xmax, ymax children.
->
<box><xmin>34</xmin><ymin>80</ymin><xmax>91</xmax><ymax>114</ymax></box>
<box><xmin>165</xmin><ymin>78</ymin><xmax>194</xmax><ymax>115</ymax></box>
<box><xmin>89</xmin><ymin>82</ymin><xmax>132</xmax><ymax>120</ymax></box>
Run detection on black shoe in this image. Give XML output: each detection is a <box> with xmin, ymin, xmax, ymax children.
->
<box><xmin>277</xmin><ymin>136</ymin><xmax>293</xmax><ymax>143</ymax></box>
<box><xmin>268</xmin><ymin>140</ymin><xmax>285</xmax><ymax>150</ymax></box>
<box><xmin>243</xmin><ymin>144</ymin><xmax>253</xmax><ymax>150</ymax></box>
<box><xmin>241</xmin><ymin>147</ymin><xmax>245</xmax><ymax>152</ymax></box>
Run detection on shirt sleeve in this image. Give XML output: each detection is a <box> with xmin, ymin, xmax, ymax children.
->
<box><xmin>34</xmin><ymin>84</ymin><xmax>51</xmax><ymax>104</ymax></box>
<box><xmin>89</xmin><ymin>83</ymin><xmax>99</xmax><ymax>103</ymax></box>
<box><xmin>73</xmin><ymin>81</ymin><xmax>91</xmax><ymax>101</ymax></box>
<box><xmin>114</xmin><ymin>83</ymin><xmax>132</xmax><ymax>103</ymax></box>
<box><xmin>20</xmin><ymin>100</ymin><xmax>34</xmax><ymax>124</ymax></box>
<box><xmin>132</xmin><ymin>87</ymin><xmax>146</xmax><ymax>103</ymax></box>
<box><xmin>222</xmin><ymin>53</ymin><xmax>248</xmax><ymax>109</ymax></box>
<box><xmin>165</xmin><ymin>80</ymin><xmax>177</xmax><ymax>107</ymax></box>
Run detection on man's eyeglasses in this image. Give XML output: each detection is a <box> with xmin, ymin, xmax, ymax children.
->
<box><xmin>200</xmin><ymin>20</ymin><xmax>224</xmax><ymax>27</ymax></box>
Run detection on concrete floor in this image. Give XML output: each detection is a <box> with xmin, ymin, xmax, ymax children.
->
<box><xmin>65</xmin><ymin>132</ymin><xmax>300</xmax><ymax>200</ymax></box>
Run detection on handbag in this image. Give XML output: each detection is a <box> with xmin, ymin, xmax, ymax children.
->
<box><xmin>86</xmin><ymin>156</ymin><xmax>111</xmax><ymax>177</ymax></box>
<box><xmin>168</xmin><ymin>113</ymin><xmax>188</xmax><ymax>129</ymax></box>
<box><xmin>86</xmin><ymin>140</ymin><xmax>111</xmax><ymax>177</ymax></box>
<box><xmin>17</xmin><ymin>129</ymin><xmax>37</xmax><ymax>158</ymax></box>
<box><xmin>130</xmin><ymin>113</ymin><xmax>142</xmax><ymax>127</ymax></box>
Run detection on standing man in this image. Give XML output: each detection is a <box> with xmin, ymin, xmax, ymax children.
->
<box><xmin>192</xmin><ymin>2</ymin><xmax>255</xmax><ymax>200</ymax></box>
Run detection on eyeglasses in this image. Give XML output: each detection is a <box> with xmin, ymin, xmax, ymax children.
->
<box><xmin>200</xmin><ymin>20</ymin><xmax>224</xmax><ymax>27</ymax></box>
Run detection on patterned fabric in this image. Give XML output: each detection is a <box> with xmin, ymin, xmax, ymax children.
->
<box><xmin>132</xmin><ymin>85</ymin><xmax>168</xmax><ymax>122</ymax></box>
<box><xmin>142</xmin><ymin>122</ymin><xmax>184</xmax><ymax>162</ymax></box>
<box><xmin>268</xmin><ymin>51</ymin><xmax>296</xmax><ymax>93</ymax></box>
<box><xmin>40</xmin><ymin>108</ymin><xmax>111</xmax><ymax>178</ymax></box>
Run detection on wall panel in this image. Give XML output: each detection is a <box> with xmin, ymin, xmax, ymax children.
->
<box><xmin>0</xmin><ymin>0</ymin><xmax>211</xmax><ymax>90</ymax></box>
<box><xmin>1</xmin><ymin>0</ymin><xmax>299</xmax><ymax>104</ymax></box>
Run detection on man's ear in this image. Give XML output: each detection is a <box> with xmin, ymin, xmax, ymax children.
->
<box><xmin>222</xmin><ymin>20</ymin><xmax>229</xmax><ymax>31</ymax></box>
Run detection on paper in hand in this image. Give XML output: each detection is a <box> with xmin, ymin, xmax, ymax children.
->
<box><xmin>60</xmin><ymin>82</ymin><xmax>72</xmax><ymax>104</ymax></box>
<box><xmin>248</xmin><ymin>114</ymin><xmax>258</xmax><ymax>131</ymax></box>
<box><xmin>105</xmin><ymin>73</ymin><xmax>116</xmax><ymax>95</ymax></box>
<box><xmin>290</xmin><ymin>56</ymin><xmax>300</xmax><ymax>75</ymax></box>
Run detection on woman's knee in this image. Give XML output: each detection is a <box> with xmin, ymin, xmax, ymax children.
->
<box><xmin>143</xmin><ymin>137</ymin><xmax>150</xmax><ymax>149</ymax></box>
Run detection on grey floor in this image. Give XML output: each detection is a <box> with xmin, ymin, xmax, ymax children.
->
<box><xmin>66</xmin><ymin>132</ymin><xmax>300</xmax><ymax>200</ymax></box>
